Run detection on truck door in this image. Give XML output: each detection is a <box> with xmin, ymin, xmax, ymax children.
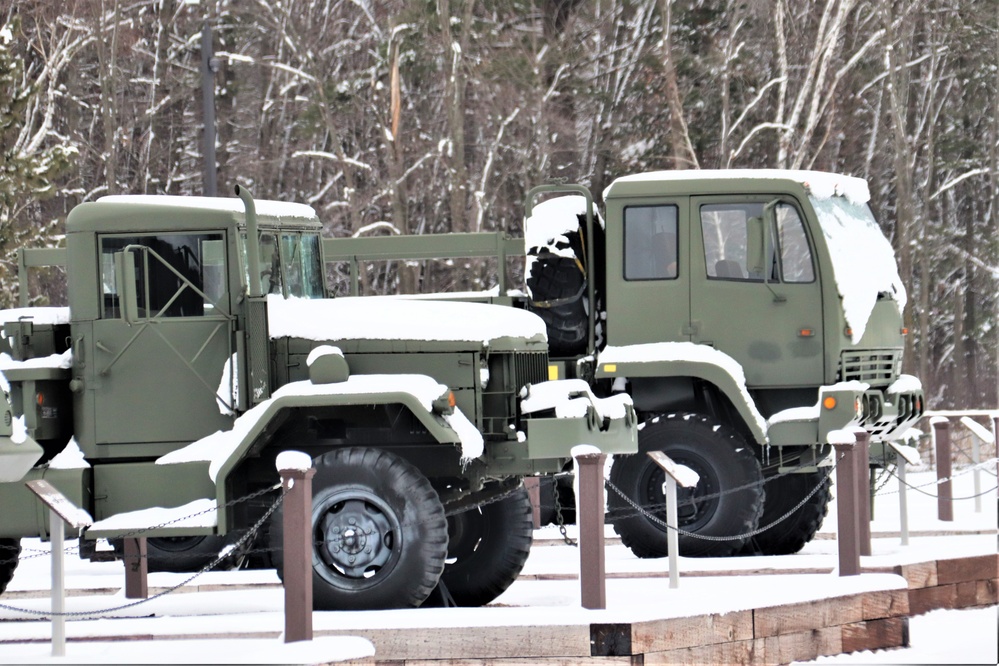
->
<box><xmin>604</xmin><ymin>200</ymin><xmax>690</xmax><ymax>346</ymax></box>
<box><xmin>689</xmin><ymin>197</ymin><xmax>823</xmax><ymax>388</ymax></box>
<box><xmin>91</xmin><ymin>232</ymin><xmax>234</xmax><ymax>446</ymax></box>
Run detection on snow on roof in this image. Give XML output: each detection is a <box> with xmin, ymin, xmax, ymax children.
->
<box><xmin>599</xmin><ymin>342</ymin><xmax>767</xmax><ymax>438</ymax></box>
<box><xmin>267</xmin><ymin>295</ymin><xmax>547</xmax><ymax>344</ymax></box>
<box><xmin>97</xmin><ymin>195</ymin><xmax>318</xmax><ymax>220</ymax></box>
<box><xmin>160</xmin><ymin>375</ymin><xmax>480</xmax><ymax>481</ymax></box>
<box><xmin>608</xmin><ymin>169</ymin><xmax>870</xmax><ymax>204</ymax></box>
<box><xmin>0</xmin><ymin>307</ymin><xmax>70</xmax><ymax>327</ymax></box>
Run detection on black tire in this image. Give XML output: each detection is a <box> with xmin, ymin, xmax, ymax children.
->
<box><xmin>743</xmin><ymin>471</ymin><xmax>832</xmax><ymax>555</ymax></box>
<box><xmin>0</xmin><ymin>538</ymin><xmax>20</xmax><ymax>595</ymax></box>
<box><xmin>424</xmin><ymin>486</ymin><xmax>534</xmax><ymax>607</ymax></box>
<box><xmin>111</xmin><ymin>534</ymin><xmax>242</xmax><ymax>573</ymax></box>
<box><xmin>527</xmin><ymin>254</ymin><xmax>589</xmax><ymax>357</ymax></box>
<box><xmin>269</xmin><ymin>447</ymin><xmax>448</xmax><ymax>610</ymax></box>
<box><xmin>608</xmin><ymin>413</ymin><xmax>765</xmax><ymax>558</ymax></box>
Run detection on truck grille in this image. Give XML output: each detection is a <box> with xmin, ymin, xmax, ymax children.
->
<box><xmin>513</xmin><ymin>351</ymin><xmax>550</xmax><ymax>388</ymax></box>
<box><xmin>481</xmin><ymin>350</ymin><xmax>549</xmax><ymax>438</ymax></box>
<box><xmin>838</xmin><ymin>350</ymin><xmax>900</xmax><ymax>386</ymax></box>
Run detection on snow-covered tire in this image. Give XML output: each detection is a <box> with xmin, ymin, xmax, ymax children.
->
<box><xmin>270</xmin><ymin>447</ymin><xmax>448</xmax><ymax>610</ymax></box>
<box><xmin>424</xmin><ymin>486</ymin><xmax>534</xmax><ymax>607</ymax></box>
<box><xmin>608</xmin><ymin>413</ymin><xmax>765</xmax><ymax>558</ymax></box>
<box><xmin>743</xmin><ymin>471</ymin><xmax>831</xmax><ymax>555</ymax></box>
<box><xmin>0</xmin><ymin>538</ymin><xmax>20</xmax><ymax>595</ymax></box>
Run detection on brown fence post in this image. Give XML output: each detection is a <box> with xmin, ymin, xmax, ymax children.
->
<box><xmin>278</xmin><ymin>453</ymin><xmax>316</xmax><ymax>643</ymax></box>
<box><xmin>931</xmin><ymin>417</ymin><xmax>953</xmax><ymax>522</ymax></box>
<box><xmin>853</xmin><ymin>429</ymin><xmax>872</xmax><ymax>557</ymax></box>
<box><xmin>523</xmin><ymin>476</ymin><xmax>542</xmax><ymax>530</ymax></box>
<box><xmin>123</xmin><ymin>537</ymin><xmax>148</xmax><ymax>599</ymax></box>
<box><xmin>575</xmin><ymin>449</ymin><xmax>606</xmax><ymax>610</ymax></box>
<box><xmin>830</xmin><ymin>430</ymin><xmax>860</xmax><ymax>576</ymax></box>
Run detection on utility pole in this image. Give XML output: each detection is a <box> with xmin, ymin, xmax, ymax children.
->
<box><xmin>201</xmin><ymin>22</ymin><xmax>218</xmax><ymax>197</ymax></box>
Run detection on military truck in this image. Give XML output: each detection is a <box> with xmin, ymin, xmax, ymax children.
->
<box><xmin>0</xmin><ymin>187</ymin><xmax>637</xmax><ymax>609</ymax></box>
<box><xmin>322</xmin><ymin>169</ymin><xmax>925</xmax><ymax>558</ymax></box>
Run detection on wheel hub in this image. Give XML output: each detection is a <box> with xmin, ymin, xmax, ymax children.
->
<box><xmin>318</xmin><ymin>498</ymin><xmax>395</xmax><ymax>578</ymax></box>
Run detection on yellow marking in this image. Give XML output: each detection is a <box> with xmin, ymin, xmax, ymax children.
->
<box><xmin>548</xmin><ymin>365</ymin><xmax>559</xmax><ymax>381</ymax></box>
<box><xmin>603</xmin><ymin>364</ymin><xmax>617</xmax><ymax>373</ymax></box>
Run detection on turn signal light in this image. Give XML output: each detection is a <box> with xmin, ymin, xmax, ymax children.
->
<box><xmin>901</xmin><ymin>327</ymin><xmax>909</xmax><ymax>335</ymax></box>
<box><xmin>844</xmin><ymin>326</ymin><xmax>853</xmax><ymax>338</ymax></box>
<box><xmin>822</xmin><ymin>396</ymin><xmax>837</xmax><ymax>410</ymax></box>
<box><xmin>448</xmin><ymin>391</ymin><xmax>456</xmax><ymax>409</ymax></box>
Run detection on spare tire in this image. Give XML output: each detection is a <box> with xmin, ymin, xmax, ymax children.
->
<box><xmin>526</xmin><ymin>253</ymin><xmax>589</xmax><ymax>357</ymax></box>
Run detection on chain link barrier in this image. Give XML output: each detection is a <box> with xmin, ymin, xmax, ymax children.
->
<box><xmin>0</xmin><ymin>486</ymin><xmax>288</xmax><ymax>619</ymax></box>
<box><xmin>873</xmin><ymin>457</ymin><xmax>999</xmax><ymax>499</ymax></box>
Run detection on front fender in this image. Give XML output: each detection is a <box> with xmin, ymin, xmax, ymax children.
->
<box><xmin>597</xmin><ymin>343</ymin><xmax>768</xmax><ymax>446</ymax></box>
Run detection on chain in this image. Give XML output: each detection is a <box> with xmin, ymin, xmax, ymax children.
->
<box><xmin>881</xmin><ymin>467</ymin><xmax>999</xmax><ymax>500</ymax></box>
<box><xmin>872</xmin><ymin>464</ymin><xmax>895</xmax><ymax>495</ymax></box>
<box><xmin>874</xmin><ymin>457</ymin><xmax>999</xmax><ymax>498</ymax></box>
<box><xmin>0</xmin><ymin>487</ymin><xmax>288</xmax><ymax>619</ymax></box>
<box><xmin>552</xmin><ymin>479</ymin><xmax>577</xmax><ymax>547</ymax></box>
<box><xmin>604</xmin><ymin>464</ymin><xmax>834</xmax><ymax>542</ymax></box>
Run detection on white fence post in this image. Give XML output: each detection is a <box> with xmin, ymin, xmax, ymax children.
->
<box><xmin>646</xmin><ymin>451</ymin><xmax>699</xmax><ymax>590</ymax></box>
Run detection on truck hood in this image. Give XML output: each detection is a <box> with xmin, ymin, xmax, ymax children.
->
<box><xmin>267</xmin><ymin>295</ymin><xmax>548</xmax><ymax>346</ymax></box>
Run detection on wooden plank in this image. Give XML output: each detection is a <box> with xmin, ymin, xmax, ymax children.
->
<box><xmin>314</xmin><ymin>625</ymin><xmax>591</xmax><ymax>661</ymax></box>
<box><xmin>909</xmin><ymin>584</ymin><xmax>957</xmax><ymax>615</ymax></box>
<box><xmin>976</xmin><ymin>579</ymin><xmax>999</xmax><ymax>606</ymax></box>
<box><xmin>840</xmin><ymin>617</ymin><xmax>908</xmax><ymax>654</ymax></box>
<box><xmin>630</xmin><ymin>611</ymin><xmax>753</xmax><ymax>652</ymax></box>
<box><xmin>754</xmin><ymin>595</ymin><xmax>864</xmax><ymax>638</ymax></box>
<box><xmin>894</xmin><ymin>561</ymin><xmax>937</xmax><ymax>589</ymax></box>
<box><xmin>937</xmin><ymin>554</ymin><xmax>999</xmax><ymax>585</ymax></box>
<box><xmin>644</xmin><ymin>638</ymin><xmax>760</xmax><ymax>665</ymax></box>
<box><xmin>760</xmin><ymin>626</ymin><xmax>842</xmax><ymax>665</ymax></box>
<box><xmin>861</xmin><ymin>588</ymin><xmax>909</xmax><ymax>620</ymax></box>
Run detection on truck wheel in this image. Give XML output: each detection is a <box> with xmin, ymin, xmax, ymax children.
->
<box><xmin>0</xmin><ymin>538</ymin><xmax>20</xmax><ymax>595</ymax></box>
<box><xmin>608</xmin><ymin>414</ymin><xmax>765</xmax><ymax>558</ymax></box>
<box><xmin>111</xmin><ymin>534</ymin><xmax>242</xmax><ymax>573</ymax></box>
<box><xmin>270</xmin><ymin>447</ymin><xmax>448</xmax><ymax>610</ymax></box>
<box><xmin>743</xmin><ymin>471</ymin><xmax>831</xmax><ymax>555</ymax></box>
<box><xmin>424</xmin><ymin>485</ymin><xmax>534</xmax><ymax>607</ymax></box>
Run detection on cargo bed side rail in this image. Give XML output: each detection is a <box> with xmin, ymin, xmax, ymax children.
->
<box><xmin>18</xmin><ymin>247</ymin><xmax>68</xmax><ymax>307</ymax></box>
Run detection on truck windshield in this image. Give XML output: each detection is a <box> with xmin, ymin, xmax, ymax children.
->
<box><xmin>242</xmin><ymin>231</ymin><xmax>325</xmax><ymax>298</ymax></box>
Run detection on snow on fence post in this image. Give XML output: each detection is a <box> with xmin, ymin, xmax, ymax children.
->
<box><xmin>523</xmin><ymin>476</ymin><xmax>542</xmax><ymax>530</ymax></box>
<box><xmin>123</xmin><ymin>538</ymin><xmax>148</xmax><ymax>599</ymax></box>
<box><xmin>277</xmin><ymin>451</ymin><xmax>316</xmax><ymax>643</ymax></box>
<box><xmin>829</xmin><ymin>430</ymin><xmax>861</xmax><ymax>576</ymax></box>
<box><xmin>930</xmin><ymin>417</ymin><xmax>953</xmax><ymax>522</ymax></box>
<box><xmin>646</xmin><ymin>451</ymin><xmax>699</xmax><ymax>590</ymax></box>
<box><xmin>573</xmin><ymin>445</ymin><xmax>606</xmax><ymax>610</ymax></box>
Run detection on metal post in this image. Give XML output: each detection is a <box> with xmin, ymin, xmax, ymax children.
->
<box><xmin>50</xmin><ymin>510</ymin><xmax>65</xmax><ymax>657</ymax></box>
<box><xmin>280</xmin><ymin>464</ymin><xmax>316</xmax><ymax>643</ymax></box>
<box><xmin>931</xmin><ymin>418</ymin><xmax>954</xmax><ymax>522</ymax></box>
<box><xmin>854</xmin><ymin>430</ymin><xmax>872</xmax><ymax>557</ymax></box>
<box><xmin>897</xmin><ymin>450</ymin><xmax>910</xmax><ymax>546</ymax></box>
<box><xmin>124</xmin><ymin>537</ymin><xmax>148</xmax><ymax>599</ymax></box>
<box><xmin>832</xmin><ymin>435</ymin><xmax>860</xmax><ymax>576</ymax></box>
<box><xmin>523</xmin><ymin>476</ymin><xmax>542</xmax><ymax>530</ymax></box>
<box><xmin>575</xmin><ymin>451</ymin><xmax>606</xmax><ymax>610</ymax></box>
<box><xmin>972</xmin><ymin>426</ymin><xmax>982</xmax><ymax>514</ymax></box>
<box><xmin>663</xmin><ymin>474</ymin><xmax>680</xmax><ymax>589</ymax></box>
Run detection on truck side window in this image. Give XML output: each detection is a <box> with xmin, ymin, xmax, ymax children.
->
<box><xmin>624</xmin><ymin>205</ymin><xmax>678</xmax><ymax>280</ymax></box>
<box><xmin>100</xmin><ymin>233</ymin><xmax>226</xmax><ymax>319</ymax></box>
<box><xmin>775</xmin><ymin>204</ymin><xmax>815</xmax><ymax>283</ymax></box>
<box><xmin>701</xmin><ymin>204</ymin><xmax>755</xmax><ymax>281</ymax></box>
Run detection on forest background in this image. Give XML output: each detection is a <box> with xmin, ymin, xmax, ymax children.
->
<box><xmin>1</xmin><ymin>0</ymin><xmax>997</xmax><ymax>410</ymax></box>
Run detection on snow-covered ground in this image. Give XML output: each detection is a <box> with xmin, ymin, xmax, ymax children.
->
<box><xmin>0</xmin><ymin>466</ymin><xmax>995</xmax><ymax>665</ymax></box>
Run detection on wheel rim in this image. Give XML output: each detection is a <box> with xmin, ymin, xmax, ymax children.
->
<box><xmin>314</xmin><ymin>489</ymin><xmax>402</xmax><ymax>585</ymax></box>
<box><xmin>639</xmin><ymin>451</ymin><xmax>720</xmax><ymax>532</ymax></box>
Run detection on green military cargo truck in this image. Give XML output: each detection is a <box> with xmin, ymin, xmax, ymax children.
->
<box><xmin>0</xmin><ymin>187</ymin><xmax>637</xmax><ymax>609</ymax></box>
<box><xmin>323</xmin><ymin>169</ymin><xmax>925</xmax><ymax>559</ymax></box>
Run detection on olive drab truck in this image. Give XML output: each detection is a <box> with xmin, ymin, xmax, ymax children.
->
<box><xmin>322</xmin><ymin>169</ymin><xmax>925</xmax><ymax>559</ymax></box>
<box><xmin>0</xmin><ymin>187</ymin><xmax>638</xmax><ymax>609</ymax></box>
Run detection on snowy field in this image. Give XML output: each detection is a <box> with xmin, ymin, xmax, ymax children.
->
<box><xmin>0</xmin><ymin>466</ymin><xmax>996</xmax><ymax>665</ymax></box>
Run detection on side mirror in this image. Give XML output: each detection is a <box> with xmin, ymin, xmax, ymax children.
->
<box><xmin>114</xmin><ymin>250</ymin><xmax>140</xmax><ymax>324</ymax></box>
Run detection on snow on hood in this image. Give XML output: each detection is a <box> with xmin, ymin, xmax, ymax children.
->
<box><xmin>599</xmin><ymin>342</ymin><xmax>767</xmax><ymax>438</ymax></box>
<box><xmin>0</xmin><ymin>307</ymin><xmax>71</xmax><ymax>327</ymax></box>
<box><xmin>160</xmin><ymin>375</ymin><xmax>482</xmax><ymax>481</ymax></box>
<box><xmin>267</xmin><ymin>295</ymin><xmax>547</xmax><ymax>344</ymax></box>
<box><xmin>810</xmin><ymin>194</ymin><xmax>906</xmax><ymax>343</ymax></box>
